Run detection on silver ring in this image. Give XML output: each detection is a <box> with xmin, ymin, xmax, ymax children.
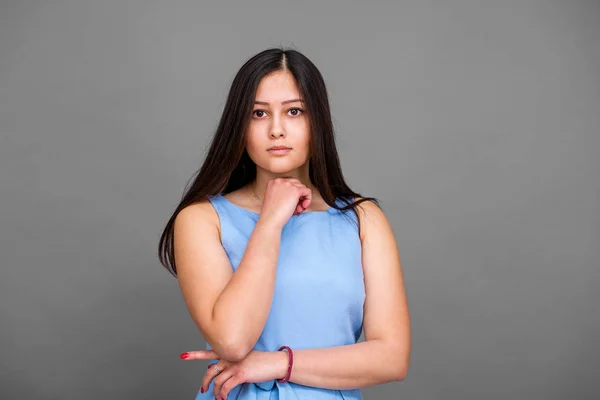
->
<box><xmin>213</xmin><ymin>364</ymin><xmax>221</xmax><ymax>373</ymax></box>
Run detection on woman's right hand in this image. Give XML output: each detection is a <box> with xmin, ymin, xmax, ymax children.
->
<box><xmin>258</xmin><ymin>178</ymin><xmax>312</xmax><ymax>229</ymax></box>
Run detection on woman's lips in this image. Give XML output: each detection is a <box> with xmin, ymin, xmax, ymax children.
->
<box><xmin>268</xmin><ymin>148</ymin><xmax>291</xmax><ymax>155</ymax></box>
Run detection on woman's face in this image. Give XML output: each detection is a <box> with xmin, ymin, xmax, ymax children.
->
<box><xmin>245</xmin><ymin>70</ymin><xmax>310</xmax><ymax>175</ymax></box>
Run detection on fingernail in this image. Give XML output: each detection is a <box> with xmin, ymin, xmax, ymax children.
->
<box><xmin>180</xmin><ymin>352</ymin><xmax>189</xmax><ymax>359</ymax></box>
<box><xmin>200</xmin><ymin>388</ymin><xmax>204</xmax><ymax>393</ymax></box>
<box><xmin>208</xmin><ymin>364</ymin><xmax>213</xmax><ymax>369</ymax></box>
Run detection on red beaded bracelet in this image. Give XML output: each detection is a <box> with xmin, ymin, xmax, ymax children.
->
<box><xmin>277</xmin><ymin>345</ymin><xmax>293</xmax><ymax>383</ymax></box>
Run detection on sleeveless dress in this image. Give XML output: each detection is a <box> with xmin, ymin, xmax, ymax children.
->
<box><xmin>194</xmin><ymin>193</ymin><xmax>366</xmax><ymax>400</ymax></box>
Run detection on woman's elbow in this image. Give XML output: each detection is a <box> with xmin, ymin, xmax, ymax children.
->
<box><xmin>221</xmin><ymin>347</ymin><xmax>250</xmax><ymax>362</ymax></box>
<box><xmin>387</xmin><ymin>347</ymin><xmax>410</xmax><ymax>382</ymax></box>
<box><xmin>201</xmin><ymin>326</ymin><xmax>252</xmax><ymax>362</ymax></box>
<box><xmin>394</xmin><ymin>354</ymin><xmax>410</xmax><ymax>381</ymax></box>
<box><xmin>395</xmin><ymin>364</ymin><xmax>408</xmax><ymax>381</ymax></box>
<box><xmin>214</xmin><ymin>338</ymin><xmax>251</xmax><ymax>362</ymax></box>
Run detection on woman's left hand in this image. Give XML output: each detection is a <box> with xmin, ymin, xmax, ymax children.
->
<box><xmin>180</xmin><ymin>349</ymin><xmax>287</xmax><ymax>399</ymax></box>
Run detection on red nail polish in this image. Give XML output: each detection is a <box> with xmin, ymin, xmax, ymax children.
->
<box><xmin>180</xmin><ymin>352</ymin><xmax>189</xmax><ymax>359</ymax></box>
<box><xmin>200</xmin><ymin>388</ymin><xmax>204</xmax><ymax>393</ymax></box>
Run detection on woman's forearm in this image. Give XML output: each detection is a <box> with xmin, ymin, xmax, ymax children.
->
<box><xmin>280</xmin><ymin>339</ymin><xmax>408</xmax><ymax>390</ymax></box>
<box><xmin>212</xmin><ymin>219</ymin><xmax>282</xmax><ymax>360</ymax></box>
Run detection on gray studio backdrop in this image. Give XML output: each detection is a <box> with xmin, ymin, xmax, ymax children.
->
<box><xmin>1</xmin><ymin>1</ymin><xmax>598</xmax><ymax>399</ymax></box>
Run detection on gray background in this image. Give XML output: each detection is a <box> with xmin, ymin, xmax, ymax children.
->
<box><xmin>1</xmin><ymin>1</ymin><xmax>598</xmax><ymax>399</ymax></box>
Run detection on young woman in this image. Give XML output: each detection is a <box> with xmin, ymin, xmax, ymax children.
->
<box><xmin>158</xmin><ymin>48</ymin><xmax>410</xmax><ymax>400</ymax></box>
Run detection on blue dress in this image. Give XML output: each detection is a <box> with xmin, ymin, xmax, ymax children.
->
<box><xmin>195</xmin><ymin>193</ymin><xmax>366</xmax><ymax>399</ymax></box>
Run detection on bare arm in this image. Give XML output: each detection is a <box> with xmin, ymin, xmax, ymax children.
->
<box><xmin>274</xmin><ymin>340</ymin><xmax>404</xmax><ymax>389</ymax></box>
<box><xmin>175</xmin><ymin>200</ymin><xmax>282</xmax><ymax>361</ymax></box>
<box><xmin>276</xmin><ymin>199</ymin><xmax>411</xmax><ymax>388</ymax></box>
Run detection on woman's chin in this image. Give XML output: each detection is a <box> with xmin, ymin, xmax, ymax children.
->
<box><xmin>257</xmin><ymin>160</ymin><xmax>297</xmax><ymax>173</ymax></box>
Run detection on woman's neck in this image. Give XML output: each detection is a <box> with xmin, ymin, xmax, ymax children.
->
<box><xmin>252</xmin><ymin>166</ymin><xmax>314</xmax><ymax>200</ymax></box>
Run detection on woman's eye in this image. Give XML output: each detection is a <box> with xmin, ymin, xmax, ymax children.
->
<box><xmin>253</xmin><ymin>108</ymin><xmax>303</xmax><ymax>118</ymax></box>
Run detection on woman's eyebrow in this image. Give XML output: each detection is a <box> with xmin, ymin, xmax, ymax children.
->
<box><xmin>254</xmin><ymin>99</ymin><xmax>304</xmax><ymax>105</ymax></box>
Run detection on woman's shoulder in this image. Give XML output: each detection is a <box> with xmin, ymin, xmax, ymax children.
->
<box><xmin>350</xmin><ymin>196</ymin><xmax>386</xmax><ymax>242</ymax></box>
<box><xmin>350</xmin><ymin>196</ymin><xmax>382</xmax><ymax>213</ymax></box>
<box><xmin>175</xmin><ymin>198</ymin><xmax>221</xmax><ymax>235</ymax></box>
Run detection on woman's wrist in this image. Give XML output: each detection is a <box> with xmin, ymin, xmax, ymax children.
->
<box><xmin>275</xmin><ymin>350</ymin><xmax>290</xmax><ymax>380</ymax></box>
<box><xmin>276</xmin><ymin>346</ymin><xmax>293</xmax><ymax>383</ymax></box>
<box><xmin>255</xmin><ymin>216</ymin><xmax>284</xmax><ymax>234</ymax></box>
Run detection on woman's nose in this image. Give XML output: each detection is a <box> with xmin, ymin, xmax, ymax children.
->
<box><xmin>269</xmin><ymin>117</ymin><xmax>285</xmax><ymax>138</ymax></box>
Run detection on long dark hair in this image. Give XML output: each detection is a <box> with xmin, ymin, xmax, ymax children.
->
<box><xmin>158</xmin><ymin>47</ymin><xmax>379</xmax><ymax>276</ymax></box>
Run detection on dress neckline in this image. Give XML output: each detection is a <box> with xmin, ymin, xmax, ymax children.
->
<box><xmin>218</xmin><ymin>194</ymin><xmax>338</xmax><ymax>216</ymax></box>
